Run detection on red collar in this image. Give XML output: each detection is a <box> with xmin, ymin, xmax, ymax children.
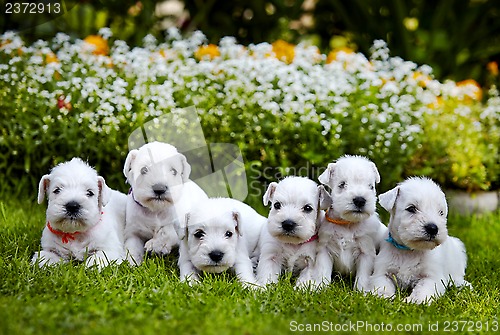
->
<box><xmin>325</xmin><ymin>209</ymin><xmax>352</xmax><ymax>225</ymax></box>
<box><xmin>46</xmin><ymin>211</ymin><xmax>103</xmax><ymax>244</ymax></box>
<box><xmin>301</xmin><ymin>233</ymin><xmax>319</xmax><ymax>244</ymax></box>
<box><xmin>47</xmin><ymin>222</ymin><xmax>81</xmax><ymax>244</ymax></box>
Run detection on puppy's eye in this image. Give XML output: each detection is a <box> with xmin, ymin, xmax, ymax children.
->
<box><xmin>369</xmin><ymin>184</ymin><xmax>375</xmax><ymax>190</ymax></box>
<box><xmin>439</xmin><ymin>210</ymin><xmax>445</xmax><ymax>216</ymax></box>
<box><xmin>338</xmin><ymin>181</ymin><xmax>346</xmax><ymax>189</ymax></box>
<box><xmin>140</xmin><ymin>166</ymin><xmax>149</xmax><ymax>175</ymax></box>
<box><xmin>406</xmin><ymin>205</ymin><xmax>417</xmax><ymax>214</ymax></box>
<box><xmin>225</xmin><ymin>231</ymin><xmax>233</xmax><ymax>238</ymax></box>
<box><xmin>53</xmin><ymin>187</ymin><xmax>61</xmax><ymax>194</ymax></box>
<box><xmin>273</xmin><ymin>202</ymin><xmax>281</xmax><ymax>210</ymax></box>
<box><xmin>86</xmin><ymin>190</ymin><xmax>95</xmax><ymax>197</ymax></box>
<box><xmin>171</xmin><ymin>168</ymin><xmax>178</xmax><ymax>176</ymax></box>
<box><xmin>194</xmin><ymin>230</ymin><xmax>205</xmax><ymax>239</ymax></box>
<box><xmin>303</xmin><ymin>204</ymin><xmax>314</xmax><ymax>213</ymax></box>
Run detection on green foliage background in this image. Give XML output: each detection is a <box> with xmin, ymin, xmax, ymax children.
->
<box><xmin>2</xmin><ymin>0</ymin><xmax>500</xmax><ymax>87</ymax></box>
<box><xmin>1</xmin><ymin>0</ymin><xmax>499</xmax><ymax>200</ymax></box>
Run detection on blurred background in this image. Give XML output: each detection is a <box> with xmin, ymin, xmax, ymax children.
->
<box><xmin>2</xmin><ymin>0</ymin><xmax>500</xmax><ymax>89</ymax></box>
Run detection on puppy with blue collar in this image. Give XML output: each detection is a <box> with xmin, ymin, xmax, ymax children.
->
<box><xmin>369</xmin><ymin>177</ymin><xmax>471</xmax><ymax>304</ymax></box>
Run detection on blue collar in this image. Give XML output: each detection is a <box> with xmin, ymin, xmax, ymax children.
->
<box><xmin>386</xmin><ymin>232</ymin><xmax>412</xmax><ymax>251</ymax></box>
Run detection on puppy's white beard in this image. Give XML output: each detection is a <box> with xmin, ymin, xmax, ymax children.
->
<box><xmin>331</xmin><ymin>198</ymin><xmax>375</xmax><ymax>223</ymax></box>
<box><xmin>394</xmin><ymin>223</ymin><xmax>447</xmax><ymax>251</ymax></box>
<box><xmin>272</xmin><ymin>233</ymin><xmax>307</xmax><ymax>244</ymax></box>
<box><xmin>196</xmin><ymin>264</ymin><xmax>231</xmax><ymax>273</ymax></box>
<box><xmin>47</xmin><ymin>213</ymin><xmax>99</xmax><ymax>233</ymax></box>
<box><xmin>404</xmin><ymin>234</ymin><xmax>447</xmax><ymax>250</ymax></box>
<box><xmin>143</xmin><ymin>197</ymin><xmax>173</xmax><ymax>211</ymax></box>
<box><xmin>341</xmin><ymin>210</ymin><xmax>371</xmax><ymax>223</ymax></box>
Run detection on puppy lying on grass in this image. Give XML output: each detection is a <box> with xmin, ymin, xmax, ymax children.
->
<box><xmin>313</xmin><ymin>155</ymin><xmax>387</xmax><ymax>291</ymax></box>
<box><xmin>176</xmin><ymin>197</ymin><xmax>266</xmax><ymax>289</ymax></box>
<box><xmin>32</xmin><ymin>158</ymin><xmax>126</xmax><ymax>269</ymax></box>
<box><xmin>369</xmin><ymin>177</ymin><xmax>471</xmax><ymax>304</ymax></box>
<box><xmin>256</xmin><ymin>176</ymin><xmax>331</xmax><ymax>290</ymax></box>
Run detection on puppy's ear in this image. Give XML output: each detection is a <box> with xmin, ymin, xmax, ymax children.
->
<box><xmin>179</xmin><ymin>153</ymin><xmax>191</xmax><ymax>183</ymax></box>
<box><xmin>37</xmin><ymin>174</ymin><xmax>50</xmax><ymax>204</ymax></box>
<box><xmin>263</xmin><ymin>182</ymin><xmax>278</xmax><ymax>206</ymax></box>
<box><xmin>318</xmin><ymin>185</ymin><xmax>332</xmax><ymax>210</ymax></box>
<box><xmin>370</xmin><ymin>161</ymin><xmax>381</xmax><ymax>184</ymax></box>
<box><xmin>318</xmin><ymin>163</ymin><xmax>335</xmax><ymax>185</ymax></box>
<box><xmin>175</xmin><ymin>213</ymin><xmax>189</xmax><ymax>240</ymax></box>
<box><xmin>123</xmin><ymin>149</ymin><xmax>139</xmax><ymax>180</ymax></box>
<box><xmin>233</xmin><ymin>211</ymin><xmax>242</xmax><ymax>236</ymax></box>
<box><xmin>97</xmin><ymin>176</ymin><xmax>111</xmax><ymax>208</ymax></box>
<box><xmin>379</xmin><ymin>186</ymin><xmax>400</xmax><ymax>212</ymax></box>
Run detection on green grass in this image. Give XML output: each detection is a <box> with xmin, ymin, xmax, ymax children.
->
<box><xmin>0</xmin><ymin>195</ymin><xmax>498</xmax><ymax>335</ymax></box>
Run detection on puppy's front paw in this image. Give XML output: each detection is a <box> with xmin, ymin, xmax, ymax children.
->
<box><xmin>144</xmin><ymin>237</ymin><xmax>173</xmax><ymax>255</ymax></box>
<box><xmin>460</xmin><ymin>280</ymin><xmax>473</xmax><ymax>290</ymax></box>
<box><xmin>404</xmin><ymin>292</ymin><xmax>433</xmax><ymax>305</ymax></box>
<box><xmin>32</xmin><ymin>251</ymin><xmax>63</xmax><ymax>267</ymax></box>
<box><xmin>295</xmin><ymin>279</ymin><xmax>322</xmax><ymax>291</ymax></box>
<box><xmin>181</xmin><ymin>274</ymin><xmax>200</xmax><ymax>287</ymax></box>
<box><xmin>354</xmin><ymin>277</ymin><xmax>371</xmax><ymax>292</ymax></box>
<box><xmin>85</xmin><ymin>256</ymin><xmax>108</xmax><ymax>270</ymax></box>
<box><xmin>242</xmin><ymin>280</ymin><xmax>264</xmax><ymax>291</ymax></box>
<box><xmin>371</xmin><ymin>286</ymin><xmax>395</xmax><ymax>299</ymax></box>
<box><xmin>126</xmin><ymin>253</ymin><xmax>144</xmax><ymax>266</ymax></box>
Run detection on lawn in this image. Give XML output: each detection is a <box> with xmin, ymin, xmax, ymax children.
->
<box><xmin>0</xmin><ymin>195</ymin><xmax>498</xmax><ymax>335</ymax></box>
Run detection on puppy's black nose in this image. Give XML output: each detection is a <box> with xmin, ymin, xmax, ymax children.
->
<box><xmin>353</xmin><ymin>196</ymin><xmax>366</xmax><ymax>209</ymax></box>
<box><xmin>152</xmin><ymin>183</ymin><xmax>168</xmax><ymax>196</ymax></box>
<box><xmin>424</xmin><ymin>223</ymin><xmax>439</xmax><ymax>238</ymax></box>
<box><xmin>281</xmin><ymin>219</ymin><xmax>296</xmax><ymax>232</ymax></box>
<box><xmin>65</xmin><ymin>201</ymin><xmax>81</xmax><ymax>215</ymax></box>
<box><xmin>209</xmin><ymin>250</ymin><xmax>224</xmax><ymax>263</ymax></box>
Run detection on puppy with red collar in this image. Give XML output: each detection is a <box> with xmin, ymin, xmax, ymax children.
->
<box><xmin>32</xmin><ymin>158</ymin><xmax>127</xmax><ymax>269</ymax></box>
<box><xmin>256</xmin><ymin>176</ymin><xmax>331</xmax><ymax>290</ymax></box>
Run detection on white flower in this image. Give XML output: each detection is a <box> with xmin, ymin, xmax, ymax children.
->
<box><xmin>98</xmin><ymin>27</ymin><xmax>113</xmax><ymax>40</ymax></box>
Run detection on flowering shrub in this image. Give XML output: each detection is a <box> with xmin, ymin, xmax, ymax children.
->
<box><xmin>0</xmin><ymin>28</ymin><xmax>498</xmax><ymax>195</ymax></box>
<box><xmin>409</xmin><ymin>86</ymin><xmax>499</xmax><ymax>191</ymax></box>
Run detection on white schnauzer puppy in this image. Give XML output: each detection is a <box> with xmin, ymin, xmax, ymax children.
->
<box><xmin>32</xmin><ymin>158</ymin><xmax>127</xmax><ymax>269</ymax></box>
<box><xmin>313</xmin><ymin>155</ymin><xmax>387</xmax><ymax>291</ymax></box>
<box><xmin>370</xmin><ymin>177</ymin><xmax>471</xmax><ymax>304</ymax></box>
<box><xmin>123</xmin><ymin>141</ymin><xmax>208</xmax><ymax>265</ymax></box>
<box><xmin>256</xmin><ymin>176</ymin><xmax>331</xmax><ymax>289</ymax></box>
<box><xmin>176</xmin><ymin>197</ymin><xmax>266</xmax><ymax>288</ymax></box>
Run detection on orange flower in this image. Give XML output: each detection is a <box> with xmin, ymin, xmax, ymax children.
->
<box><xmin>487</xmin><ymin>61</ymin><xmax>498</xmax><ymax>76</ymax></box>
<box><xmin>457</xmin><ymin>79</ymin><xmax>482</xmax><ymax>101</ymax></box>
<box><xmin>57</xmin><ymin>95</ymin><xmax>72</xmax><ymax>110</ymax></box>
<box><xmin>83</xmin><ymin>35</ymin><xmax>109</xmax><ymax>56</ymax></box>
<box><xmin>326</xmin><ymin>47</ymin><xmax>354</xmax><ymax>64</ymax></box>
<box><xmin>0</xmin><ymin>40</ymin><xmax>23</xmax><ymax>55</ymax></box>
<box><xmin>45</xmin><ymin>52</ymin><xmax>58</xmax><ymax>64</ymax></box>
<box><xmin>427</xmin><ymin>96</ymin><xmax>443</xmax><ymax>110</ymax></box>
<box><xmin>272</xmin><ymin>40</ymin><xmax>295</xmax><ymax>64</ymax></box>
<box><xmin>195</xmin><ymin>44</ymin><xmax>220</xmax><ymax>61</ymax></box>
<box><xmin>412</xmin><ymin>71</ymin><xmax>432</xmax><ymax>88</ymax></box>
<box><xmin>0</xmin><ymin>40</ymin><xmax>11</xmax><ymax>48</ymax></box>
